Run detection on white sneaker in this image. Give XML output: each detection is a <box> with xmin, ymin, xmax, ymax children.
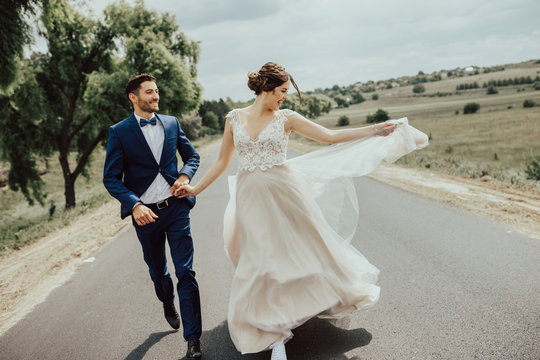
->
<box><xmin>270</xmin><ymin>340</ymin><xmax>287</xmax><ymax>360</ymax></box>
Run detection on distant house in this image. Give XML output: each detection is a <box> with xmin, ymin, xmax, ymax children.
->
<box><xmin>465</xmin><ymin>66</ymin><xmax>474</xmax><ymax>72</ymax></box>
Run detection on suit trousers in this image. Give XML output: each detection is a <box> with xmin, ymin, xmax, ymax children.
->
<box><xmin>133</xmin><ymin>198</ymin><xmax>202</xmax><ymax>340</ymax></box>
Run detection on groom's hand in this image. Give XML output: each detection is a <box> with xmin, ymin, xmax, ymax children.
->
<box><xmin>171</xmin><ymin>174</ymin><xmax>190</xmax><ymax>195</ymax></box>
<box><xmin>133</xmin><ymin>204</ymin><xmax>158</xmax><ymax>226</ymax></box>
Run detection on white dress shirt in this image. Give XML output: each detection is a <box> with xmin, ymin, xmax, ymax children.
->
<box><xmin>134</xmin><ymin>113</ymin><xmax>172</xmax><ymax>204</ymax></box>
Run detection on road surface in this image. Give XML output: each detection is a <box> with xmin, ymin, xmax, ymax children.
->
<box><xmin>1</xmin><ymin>152</ymin><xmax>539</xmax><ymax>359</ymax></box>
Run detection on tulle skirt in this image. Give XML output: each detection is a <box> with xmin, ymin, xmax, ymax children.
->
<box><xmin>223</xmin><ymin>118</ymin><xmax>428</xmax><ymax>354</ymax></box>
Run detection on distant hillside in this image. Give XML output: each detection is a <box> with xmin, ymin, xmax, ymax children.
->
<box><xmin>308</xmin><ymin>59</ymin><xmax>540</xmax><ymax>109</ymax></box>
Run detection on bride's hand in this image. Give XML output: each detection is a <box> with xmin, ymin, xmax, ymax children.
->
<box><xmin>373</xmin><ymin>122</ymin><xmax>398</xmax><ymax>137</ymax></box>
<box><xmin>174</xmin><ymin>184</ymin><xmax>198</xmax><ymax>198</ymax></box>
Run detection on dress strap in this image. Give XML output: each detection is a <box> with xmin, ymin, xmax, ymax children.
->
<box><xmin>226</xmin><ymin>109</ymin><xmax>238</xmax><ymax>123</ymax></box>
<box><xmin>280</xmin><ymin>109</ymin><xmax>297</xmax><ymax>119</ymax></box>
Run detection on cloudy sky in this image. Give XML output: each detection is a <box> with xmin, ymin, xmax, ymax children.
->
<box><xmin>84</xmin><ymin>0</ymin><xmax>539</xmax><ymax>100</ymax></box>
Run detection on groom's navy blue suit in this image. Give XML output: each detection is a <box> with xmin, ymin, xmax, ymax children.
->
<box><xmin>103</xmin><ymin>113</ymin><xmax>202</xmax><ymax>340</ymax></box>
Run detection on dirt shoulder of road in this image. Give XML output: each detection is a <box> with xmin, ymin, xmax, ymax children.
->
<box><xmin>369</xmin><ymin>164</ymin><xmax>540</xmax><ymax>240</ymax></box>
<box><xmin>1</xmin><ymin>140</ymin><xmax>539</xmax><ymax>336</ymax></box>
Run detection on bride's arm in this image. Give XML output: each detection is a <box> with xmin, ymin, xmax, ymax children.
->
<box><xmin>173</xmin><ymin>118</ymin><xmax>236</xmax><ymax>197</ymax></box>
<box><xmin>286</xmin><ymin>112</ymin><xmax>397</xmax><ymax>144</ymax></box>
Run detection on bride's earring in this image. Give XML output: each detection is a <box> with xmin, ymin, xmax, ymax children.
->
<box><xmin>270</xmin><ymin>340</ymin><xmax>287</xmax><ymax>360</ymax></box>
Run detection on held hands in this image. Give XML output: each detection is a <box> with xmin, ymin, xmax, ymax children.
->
<box><xmin>173</xmin><ymin>184</ymin><xmax>198</xmax><ymax>198</ymax></box>
<box><xmin>171</xmin><ymin>174</ymin><xmax>198</xmax><ymax>198</ymax></box>
<box><xmin>170</xmin><ymin>174</ymin><xmax>190</xmax><ymax>195</ymax></box>
<box><xmin>373</xmin><ymin>122</ymin><xmax>398</xmax><ymax>137</ymax></box>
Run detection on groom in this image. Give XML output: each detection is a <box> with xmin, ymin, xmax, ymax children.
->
<box><xmin>103</xmin><ymin>73</ymin><xmax>202</xmax><ymax>358</ymax></box>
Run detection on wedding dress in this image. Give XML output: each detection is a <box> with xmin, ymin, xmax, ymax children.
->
<box><xmin>223</xmin><ymin>109</ymin><xmax>428</xmax><ymax>354</ymax></box>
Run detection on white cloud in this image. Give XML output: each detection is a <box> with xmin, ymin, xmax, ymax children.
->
<box><xmin>39</xmin><ymin>0</ymin><xmax>540</xmax><ymax>100</ymax></box>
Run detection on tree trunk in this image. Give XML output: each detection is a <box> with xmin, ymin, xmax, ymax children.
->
<box><xmin>59</xmin><ymin>150</ymin><xmax>76</xmax><ymax>210</ymax></box>
<box><xmin>64</xmin><ymin>176</ymin><xmax>76</xmax><ymax>209</ymax></box>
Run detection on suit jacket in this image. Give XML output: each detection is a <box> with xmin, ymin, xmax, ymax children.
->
<box><xmin>103</xmin><ymin>113</ymin><xmax>200</xmax><ymax>219</ymax></box>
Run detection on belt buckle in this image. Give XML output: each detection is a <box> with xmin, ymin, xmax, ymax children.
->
<box><xmin>156</xmin><ymin>199</ymin><xmax>168</xmax><ymax>210</ymax></box>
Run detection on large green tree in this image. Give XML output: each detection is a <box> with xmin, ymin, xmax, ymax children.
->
<box><xmin>0</xmin><ymin>0</ymin><xmax>37</xmax><ymax>87</ymax></box>
<box><xmin>0</xmin><ymin>0</ymin><xmax>201</xmax><ymax>209</ymax></box>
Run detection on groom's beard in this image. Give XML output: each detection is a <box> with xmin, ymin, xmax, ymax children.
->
<box><xmin>138</xmin><ymin>100</ymin><xmax>159</xmax><ymax>113</ymax></box>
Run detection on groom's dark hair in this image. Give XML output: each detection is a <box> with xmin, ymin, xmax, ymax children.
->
<box><xmin>126</xmin><ymin>73</ymin><xmax>156</xmax><ymax>100</ymax></box>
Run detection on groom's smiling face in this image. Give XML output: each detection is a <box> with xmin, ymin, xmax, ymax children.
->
<box><xmin>132</xmin><ymin>81</ymin><xmax>160</xmax><ymax>114</ymax></box>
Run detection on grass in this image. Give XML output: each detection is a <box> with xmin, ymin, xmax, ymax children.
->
<box><xmin>0</xmin><ymin>149</ymin><xmax>111</xmax><ymax>253</ymax></box>
<box><xmin>0</xmin><ymin>135</ymin><xmax>221</xmax><ymax>254</ymax></box>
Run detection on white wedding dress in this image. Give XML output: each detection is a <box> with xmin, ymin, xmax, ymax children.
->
<box><xmin>223</xmin><ymin>109</ymin><xmax>428</xmax><ymax>354</ymax></box>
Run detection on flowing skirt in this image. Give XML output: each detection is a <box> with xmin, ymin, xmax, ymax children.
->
<box><xmin>223</xmin><ymin>118</ymin><xmax>428</xmax><ymax>354</ymax></box>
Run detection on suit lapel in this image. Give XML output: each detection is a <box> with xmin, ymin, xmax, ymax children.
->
<box><xmin>128</xmin><ymin>114</ymin><xmax>158</xmax><ymax>164</ymax></box>
<box><xmin>157</xmin><ymin>114</ymin><xmax>172</xmax><ymax>166</ymax></box>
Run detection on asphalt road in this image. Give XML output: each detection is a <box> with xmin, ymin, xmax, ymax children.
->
<box><xmin>1</xmin><ymin>151</ymin><xmax>539</xmax><ymax>360</ymax></box>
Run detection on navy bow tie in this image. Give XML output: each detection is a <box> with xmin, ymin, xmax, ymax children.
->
<box><xmin>140</xmin><ymin>117</ymin><xmax>157</xmax><ymax>127</ymax></box>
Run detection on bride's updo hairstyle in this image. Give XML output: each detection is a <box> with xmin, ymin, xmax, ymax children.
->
<box><xmin>247</xmin><ymin>62</ymin><xmax>301</xmax><ymax>103</ymax></box>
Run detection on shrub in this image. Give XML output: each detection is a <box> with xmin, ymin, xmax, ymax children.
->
<box><xmin>463</xmin><ymin>103</ymin><xmax>480</xmax><ymax>114</ymax></box>
<box><xmin>334</xmin><ymin>96</ymin><xmax>348</xmax><ymax>108</ymax></box>
<box><xmin>337</xmin><ymin>115</ymin><xmax>350</xmax><ymax>127</ymax></box>
<box><xmin>366</xmin><ymin>109</ymin><xmax>390</xmax><ymax>123</ymax></box>
<box><xmin>202</xmin><ymin>110</ymin><xmax>219</xmax><ymax>129</ymax></box>
<box><xmin>413</xmin><ymin>84</ymin><xmax>425</xmax><ymax>94</ymax></box>
<box><xmin>372</xmin><ymin>94</ymin><xmax>378</xmax><ymax>100</ymax></box>
<box><xmin>534</xmin><ymin>82</ymin><xmax>540</xmax><ymax>90</ymax></box>
<box><xmin>486</xmin><ymin>86</ymin><xmax>498</xmax><ymax>95</ymax></box>
<box><xmin>179</xmin><ymin>111</ymin><xmax>202</xmax><ymax>139</ymax></box>
<box><xmin>525</xmin><ymin>158</ymin><xmax>540</xmax><ymax>180</ymax></box>
<box><xmin>523</xmin><ymin>99</ymin><xmax>536</xmax><ymax>108</ymax></box>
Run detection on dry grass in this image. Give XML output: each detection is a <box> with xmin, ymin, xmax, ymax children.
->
<box><xmin>0</xmin><ymin>136</ymin><xmax>222</xmax><ymax>254</ymax></box>
<box><xmin>290</xmin><ymin>63</ymin><xmax>540</xmax><ymax>192</ymax></box>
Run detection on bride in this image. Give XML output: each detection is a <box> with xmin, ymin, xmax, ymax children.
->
<box><xmin>174</xmin><ymin>62</ymin><xmax>428</xmax><ymax>359</ymax></box>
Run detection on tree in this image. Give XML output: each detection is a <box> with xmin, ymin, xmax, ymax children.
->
<box><xmin>1</xmin><ymin>0</ymin><xmax>201</xmax><ymax>208</ymax></box>
<box><xmin>487</xmin><ymin>86</ymin><xmax>498</xmax><ymax>95</ymax></box>
<box><xmin>334</xmin><ymin>96</ymin><xmax>348</xmax><ymax>108</ymax></box>
<box><xmin>350</xmin><ymin>91</ymin><xmax>365</xmax><ymax>104</ymax></box>
<box><xmin>1</xmin><ymin>59</ymin><xmax>52</xmax><ymax>204</ymax></box>
<box><xmin>413</xmin><ymin>84</ymin><xmax>425</xmax><ymax>94</ymax></box>
<box><xmin>372</xmin><ymin>94</ymin><xmax>379</xmax><ymax>100</ymax></box>
<box><xmin>202</xmin><ymin>111</ymin><xmax>219</xmax><ymax>129</ymax></box>
<box><xmin>281</xmin><ymin>93</ymin><xmax>332</xmax><ymax>119</ymax></box>
<box><xmin>0</xmin><ymin>0</ymin><xmax>38</xmax><ymax>87</ymax></box>
<box><xmin>199</xmin><ymin>99</ymin><xmax>230</xmax><ymax>130</ymax></box>
<box><xmin>525</xmin><ymin>158</ymin><xmax>540</xmax><ymax>181</ymax></box>
<box><xmin>463</xmin><ymin>103</ymin><xmax>480</xmax><ymax>114</ymax></box>
<box><xmin>523</xmin><ymin>99</ymin><xmax>535</xmax><ymax>108</ymax></box>
<box><xmin>366</xmin><ymin>109</ymin><xmax>389</xmax><ymax>123</ymax></box>
<box><xmin>337</xmin><ymin>115</ymin><xmax>349</xmax><ymax>127</ymax></box>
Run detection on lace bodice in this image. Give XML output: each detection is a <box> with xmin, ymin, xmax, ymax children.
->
<box><xmin>227</xmin><ymin>109</ymin><xmax>296</xmax><ymax>172</ymax></box>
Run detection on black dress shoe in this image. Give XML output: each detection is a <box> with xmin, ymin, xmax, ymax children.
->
<box><xmin>163</xmin><ymin>303</ymin><xmax>180</xmax><ymax>329</ymax></box>
<box><xmin>186</xmin><ymin>338</ymin><xmax>202</xmax><ymax>359</ymax></box>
